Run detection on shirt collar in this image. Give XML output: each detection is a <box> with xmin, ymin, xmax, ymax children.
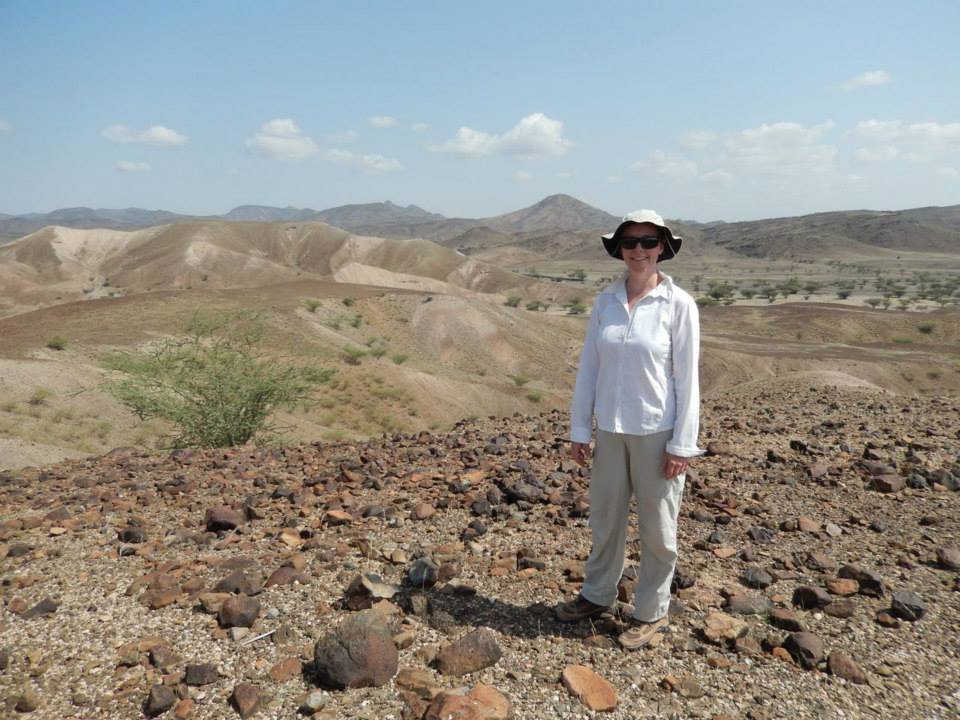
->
<box><xmin>605</xmin><ymin>271</ymin><xmax>674</xmax><ymax>304</ymax></box>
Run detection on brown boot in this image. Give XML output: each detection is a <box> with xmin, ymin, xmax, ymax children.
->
<box><xmin>555</xmin><ymin>594</ymin><xmax>610</xmax><ymax>623</ymax></box>
<box><xmin>618</xmin><ymin>616</ymin><xmax>669</xmax><ymax>650</ymax></box>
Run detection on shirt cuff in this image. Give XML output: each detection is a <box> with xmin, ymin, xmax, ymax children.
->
<box><xmin>666</xmin><ymin>441</ymin><xmax>705</xmax><ymax>458</ymax></box>
<box><xmin>570</xmin><ymin>426</ymin><xmax>593</xmax><ymax>444</ymax></box>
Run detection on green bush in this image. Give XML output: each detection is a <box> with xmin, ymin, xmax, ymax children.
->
<box><xmin>342</xmin><ymin>297</ymin><xmax>355</xmax><ymax>307</ymax></box>
<box><xmin>343</xmin><ymin>346</ymin><xmax>366</xmax><ymax>365</ymax></box>
<box><xmin>508</xmin><ymin>374</ymin><xmax>530</xmax><ymax>387</ymax></box>
<box><xmin>566</xmin><ymin>298</ymin><xmax>587</xmax><ymax>315</ymax></box>
<box><xmin>303</xmin><ymin>298</ymin><xmax>322</xmax><ymax>313</ymax></box>
<box><xmin>391</xmin><ymin>353</ymin><xmax>409</xmax><ymax>365</ymax></box>
<box><xmin>46</xmin><ymin>336</ymin><xmax>67</xmax><ymax>351</ymax></box>
<box><xmin>526</xmin><ymin>391</ymin><xmax>542</xmax><ymax>403</ymax></box>
<box><xmin>917</xmin><ymin>322</ymin><xmax>935</xmax><ymax>334</ymax></box>
<box><xmin>102</xmin><ymin>310</ymin><xmax>329</xmax><ymax>448</ymax></box>
<box><xmin>29</xmin><ymin>387</ymin><xmax>53</xmax><ymax>406</ymax></box>
<box><xmin>505</xmin><ymin>296</ymin><xmax>521</xmax><ymax>308</ymax></box>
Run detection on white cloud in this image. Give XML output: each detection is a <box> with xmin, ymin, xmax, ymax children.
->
<box><xmin>244</xmin><ymin>119</ymin><xmax>318</xmax><ymax>161</ymax></box>
<box><xmin>0</xmin><ymin>118</ymin><xmax>12</xmax><ymax>133</ymax></box>
<box><xmin>699</xmin><ymin>169</ymin><xmax>736</xmax><ymax>186</ymax></box>
<box><xmin>841</xmin><ymin>70</ymin><xmax>892</xmax><ymax>90</ymax></box>
<box><xmin>101</xmin><ymin>124</ymin><xmax>188</xmax><ymax>146</ymax></box>
<box><xmin>937</xmin><ymin>167</ymin><xmax>959</xmax><ymax>178</ymax></box>
<box><xmin>856</xmin><ymin>145</ymin><xmax>900</xmax><ymax>162</ymax></box>
<box><xmin>680</xmin><ymin>130</ymin><xmax>717</xmax><ymax>150</ymax></box>
<box><xmin>368</xmin><ymin>115</ymin><xmax>397</xmax><ymax>128</ymax></box>
<box><xmin>852</xmin><ymin>120</ymin><xmax>960</xmax><ymax>163</ymax></box>
<box><xmin>853</xmin><ymin>120</ymin><xmax>902</xmax><ymax>141</ymax></box>
<box><xmin>642</xmin><ymin>150</ymin><xmax>699</xmax><ymax>178</ymax></box>
<box><xmin>513</xmin><ymin>170</ymin><xmax>533</xmax><ymax>181</ymax></box>
<box><xmin>116</xmin><ymin>160</ymin><xmax>151</xmax><ymax>172</ymax></box>
<box><xmin>723</xmin><ymin>121</ymin><xmax>837</xmax><ymax>174</ymax></box>
<box><xmin>328</xmin><ymin>130</ymin><xmax>360</xmax><ymax>144</ymax></box>
<box><xmin>411</xmin><ymin>122</ymin><xmax>430</xmax><ymax>132</ymax></box>
<box><xmin>605</xmin><ymin>174</ymin><xmax>623</xmax><ymax>184</ymax></box>
<box><xmin>327</xmin><ymin>149</ymin><xmax>402</xmax><ymax>174</ymax></box>
<box><xmin>434</xmin><ymin>112</ymin><xmax>571</xmax><ymax>157</ymax></box>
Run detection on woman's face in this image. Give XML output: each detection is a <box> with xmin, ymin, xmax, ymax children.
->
<box><xmin>619</xmin><ymin>222</ymin><xmax>663</xmax><ymax>273</ymax></box>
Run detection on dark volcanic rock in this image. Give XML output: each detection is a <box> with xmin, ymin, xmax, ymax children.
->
<box><xmin>185</xmin><ymin>663</ymin><xmax>220</xmax><ymax>686</ymax></box>
<box><xmin>783</xmin><ymin>632</ymin><xmax>825</xmax><ymax>670</ymax></box>
<box><xmin>408</xmin><ymin>557</ymin><xmax>440</xmax><ymax>589</ymax></box>
<box><xmin>214</xmin><ymin>569</ymin><xmax>264</xmax><ymax>596</ymax></box>
<box><xmin>218</xmin><ymin>596</ymin><xmax>261</xmax><ymax>628</ymax></box>
<box><xmin>22</xmin><ymin>597</ymin><xmax>59</xmax><ymax>619</ymax></box>
<box><xmin>231</xmin><ymin>683</ymin><xmax>263</xmax><ymax>718</ymax></box>
<box><xmin>145</xmin><ymin>684</ymin><xmax>177</xmax><ymax>716</ymax></box>
<box><xmin>314</xmin><ymin>609</ymin><xmax>398</xmax><ymax>688</ymax></box>
<box><xmin>119</xmin><ymin>527</ymin><xmax>148</xmax><ymax>544</ymax></box>
<box><xmin>344</xmin><ymin>573</ymin><xmax>399</xmax><ymax>610</ymax></box>
<box><xmin>741</xmin><ymin>567</ymin><xmax>774</xmax><ymax>589</ymax></box>
<box><xmin>792</xmin><ymin>585</ymin><xmax>832</xmax><ymax>609</ymax></box>
<box><xmin>838</xmin><ymin>564</ymin><xmax>886</xmax><ymax>597</ymax></box>
<box><xmin>436</xmin><ymin>628</ymin><xmax>503</xmax><ymax>677</ymax></box>
<box><xmin>205</xmin><ymin>506</ymin><xmax>245</xmax><ymax>532</ymax></box>
<box><xmin>891</xmin><ymin>591</ymin><xmax>926</xmax><ymax>621</ymax></box>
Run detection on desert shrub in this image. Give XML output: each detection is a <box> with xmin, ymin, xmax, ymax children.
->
<box><xmin>568</xmin><ymin>269</ymin><xmax>586</xmax><ymax>281</ymax></box>
<box><xmin>303</xmin><ymin>298</ymin><xmax>322</xmax><ymax>313</ymax></box>
<box><xmin>504</xmin><ymin>296</ymin><xmax>521</xmax><ymax>308</ymax></box>
<box><xmin>695</xmin><ymin>296</ymin><xmax>718</xmax><ymax>307</ymax></box>
<box><xmin>368</xmin><ymin>347</ymin><xmax>387</xmax><ymax>359</ymax></box>
<box><xmin>836</xmin><ymin>289</ymin><xmax>852</xmax><ymax>300</ymax></box>
<box><xmin>864</xmin><ymin>298</ymin><xmax>884</xmax><ymax>309</ymax></box>
<box><xmin>349</xmin><ymin>314</ymin><xmax>363</xmax><ymax>328</ymax></box>
<box><xmin>740</xmin><ymin>288</ymin><xmax>757</xmax><ymax>300</ymax></box>
<box><xmin>525</xmin><ymin>300</ymin><xmax>544</xmax><ymax>311</ymax></box>
<box><xmin>508</xmin><ymin>374</ymin><xmax>530</xmax><ymax>387</ymax></box>
<box><xmin>46</xmin><ymin>336</ymin><xmax>67</xmax><ymax>351</ymax></box>
<box><xmin>526</xmin><ymin>391</ymin><xmax>542</xmax><ymax>402</ymax></box>
<box><xmin>342</xmin><ymin>297</ymin><xmax>355</xmax><ymax>307</ymax></box>
<box><xmin>391</xmin><ymin>353</ymin><xmax>409</xmax><ymax>365</ymax></box>
<box><xmin>927</xmin><ymin>370</ymin><xmax>941</xmax><ymax>380</ymax></box>
<box><xmin>891</xmin><ymin>337</ymin><xmax>913</xmax><ymax>344</ymax></box>
<box><xmin>102</xmin><ymin>310</ymin><xmax>328</xmax><ymax>448</ymax></box>
<box><xmin>28</xmin><ymin>388</ymin><xmax>53</xmax><ymax>406</ymax></box>
<box><xmin>917</xmin><ymin>322</ymin><xmax>935</xmax><ymax>334</ymax></box>
<box><xmin>566</xmin><ymin>298</ymin><xmax>587</xmax><ymax>315</ymax></box>
<box><xmin>343</xmin><ymin>346</ymin><xmax>366</xmax><ymax>365</ymax></box>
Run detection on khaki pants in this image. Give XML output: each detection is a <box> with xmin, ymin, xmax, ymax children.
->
<box><xmin>580</xmin><ymin>429</ymin><xmax>684</xmax><ymax>622</ymax></box>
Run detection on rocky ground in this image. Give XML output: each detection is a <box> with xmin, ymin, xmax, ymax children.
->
<box><xmin>1</xmin><ymin>385</ymin><xmax>958</xmax><ymax>719</ymax></box>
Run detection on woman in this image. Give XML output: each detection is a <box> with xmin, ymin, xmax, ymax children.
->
<box><xmin>556</xmin><ymin>209</ymin><xmax>702</xmax><ymax>650</ymax></box>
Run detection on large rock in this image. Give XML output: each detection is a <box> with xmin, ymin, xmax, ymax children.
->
<box><xmin>783</xmin><ymin>632</ymin><xmax>825</xmax><ymax>670</ymax></box>
<box><xmin>314</xmin><ymin>609</ymin><xmax>398</xmax><ymax>688</ymax></box>
<box><xmin>702</xmin><ymin>612</ymin><xmax>748</xmax><ymax>643</ymax></box>
<box><xmin>205</xmin><ymin>506</ymin><xmax>244</xmax><ymax>532</ymax></box>
<box><xmin>408</xmin><ymin>558</ymin><xmax>440</xmax><ymax>589</ymax></box>
<box><xmin>344</xmin><ymin>573</ymin><xmax>399</xmax><ymax>611</ymax></box>
<box><xmin>425</xmin><ymin>684</ymin><xmax>512</xmax><ymax>720</ymax></box>
<box><xmin>145</xmin><ymin>685</ymin><xmax>177</xmax><ymax>717</ymax></box>
<box><xmin>891</xmin><ymin>591</ymin><xmax>926</xmax><ymax>621</ymax></box>
<box><xmin>436</xmin><ymin>628</ymin><xmax>502</xmax><ymax>677</ymax></box>
<box><xmin>218</xmin><ymin>596</ymin><xmax>261</xmax><ymax>628</ymax></box>
<box><xmin>838</xmin><ymin>564</ymin><xmax>885</xmax><ymax>597</ymax></box>
<box><xmin>828</xmin><ymin>650</ymin><xmax>867</xmax><ymax>684</ymax></box>
<box><xmin>230</xmin><ymin>683</ymin><xmax>262</xmax><ymax>718</ymax></box>
<box><xmin>562</xmin><ymin>664</ymin><xmax>618</xmax><ymax>712</ymax></box>
<box><xmin>792</xmin><ymin>585</ymin><xmax>832</xmax><ymax>609</ymax></box>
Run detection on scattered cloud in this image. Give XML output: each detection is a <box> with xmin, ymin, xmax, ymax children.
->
<box><xmin>938</xmin><ymin>167</ymin><xmax>959</xmax><ymax>178</ymax></box>
<box><xmin>368</xmin><ymin>115</ymin><xmax>397</xmax><ymax>128</ymax></box>
<box><xmin>513</xmin><ymin>170</ymin><xmax>533</xmax><ymax>181</ymax></box>
<box><xmin>101</xmin><ymin>124</ymin><xmax>188</xmax><ymax>146</ymax></box>
<box><xmin>328</xmin><ymin>130</ymin><xmax>360</xmax><ymax>144</ymax></box>
<box><xmin>434</xmin><ymin>112</ymin><xmax>571</xmax><ymax>157</ymax></box>
<box><xmin>244</xmin><ymin>119</ymin><xmax>318</xmax><ymax>161</ymax></box>
<box><xmin>852</xmin><ymin>120</ymin><xmax>960</xmax><ymax>163</ymax></box>
<box><xmin>856</xmin><ymin>145</ymin><xmax>900</xmax><ymax>162</ymax></box>
<box><xmin>0</xmin><ymin>118</ymin><xmax>12</xmax><ymax>133</ymax></box>
<box><xmin>723</xmin><ymin>121</ymin><xmax>837</xmax><ymax>175</ymax></box>
<box><xmin>116</xmin><ymin>160</ymin><xmax>151</xmax><ymax>172</ymax></box>
<box><xmin>327</xmin><ymin>149</ymin><xmax>402</xmax><ymax>174</ymax></box>
<box><xmin>605</xmin><ymin>174</ymin><xmax>623</xmax><ymax>184</ymax></box>
<box><xmin>411</xmin><ymin>122</ymin><xmax>430</xmax><ymax>132</ymax></box>
<box><xmin>841</xmin><ymin>70</ymin><xmax>891</xmax><ymax>90</ymax></box>
<box><xmin>641</xmin><ymin>150</ymin><xmax>699</xmax><ymax>178</ymax></box>
<box><xmin>699</xmin><ymin>169</ymin><xmax>736</xmax><ymax>186</ymax></box>
<box><xmin>680</xmin><ymin>130</ymin><xmax>717</xmax><ymax>150</ymax></box>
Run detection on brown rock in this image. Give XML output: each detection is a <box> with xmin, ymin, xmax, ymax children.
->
<box><xmin>412</xmin><ymin>503</ymin><xmax>436</xmax><ymax>520</ymax></box>
<box><xmin>792</xmin><ymin>585</ymin><xmax>832</xmax><ymax>609</ymax></box>
<box><xmin>823</xmin><ymin>600</ymin><xmax>856</xmax><ymax>618</ymax></box>
<box><xmin>325</xmin><ymin>510</ymin><xmax>352</xmax><ymax>526</ymax></box>
<box><xmin>142</xmin><ymin>588</ymin><xmax>182</xmax><ymax>610</ymax></box>
<box><xmin>425</xmin><ymin>684</ymin><xmax>512</xmax><ymax>720</ymax></box>
<box><xmin>218</xmin><ymin>596</ymin><xmax>260</xmax><ymax>628</ymax></box>
<box><xmin>145</xmin><ymin>684</ymin><xmax>176</xmax><ymax>716</ymax></box>
<box><xmin>436</xmin><ymin>628</ymin><xmax>502</xmax><ymax>677</ymax></box>
<box><xmin>936</xmin><ymin>547</ymin><xmax>960</xmax><ymax>571</ymax></box>
<box><xmin>230</xmin><ymin>683</ymin><xmax>262</xmax><ymax>718</ymax></box>
<box><xmin>872</xmin><ymin>474</ymin><xmax>904</xmax><ymax>493</ymax></box>
<box><xmin>314</xmin><ymin>609</ymin><xmax>398</xmax><ymax>688</ymax></box>
<box><xmin>769</xmin><ymin>608</ymin><xmax>804</xmax><ymax>632</ymax></box>
<box><xmin>265</xmin><ymin>566</ymin><xmax>303</xmax><ymax>588</ymax></box>
<box><xmin>268</xmin><ymin>657</ymin><xmax>301</xmax><ymax>683</ymax></box>
<box><xmin>826</xmin><ymin>578</ymin><xmax>859</xmax><ymax>596</ymax></box>
<box><xmin>396</xmin><ymin>667</ymin><xmax>443</xmax><ymax>700</ymax></box>
<box><xmin>15</xmin><ymin>687</ymin><xmax>41</xmax><ymax>712</ymax></box>
<box><xmin>205</xmin><ymin>506</ymin><xmax>244</xmax><ymax>532</ymax></box>
<box><xmin>827</xmin><ymin>650</ymin><xmax>867</xmax><ymax>684</ymax></box>
<box><xmin>702</xmin><ymin>612</ymin><xmax>748</xmax><ymax>643</ymax></box>
<box><xmin>562</xmin><ymin>664</ymin><xmax>617</xmax><ymax>712</ymax></box>
<box><xmin>344</xmin><ymin>573</ymin><xmax>399</xmax><ymax>611</ymax></box>
<box><xmin>173</xmin><ymin>698</ymin><xmax>195</xmax><ymax>719</ymax></box>
<box><xmin>796</xmin><ymin>516</ymin><xmax>821</xmax><ymax>533</ymax></box>
<box><xmin>783</xmin><ymin>632</ymin><xmax>825</xmax><ymax>670</ymax></box>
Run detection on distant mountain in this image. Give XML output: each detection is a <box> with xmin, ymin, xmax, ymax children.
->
<box><xmin>315</xmin><ymin>201</ymin><xmax>444</xmax><ymax>229</ymax></box>
<box><xmin>482</xmin><ymin>193</ymin><xmax>618</xmax><ymax>234</ymax></box>
<box><xmin>221</xmin><ymin>205</ymin><xmax>318</xmax><ymax>222</ymax></box>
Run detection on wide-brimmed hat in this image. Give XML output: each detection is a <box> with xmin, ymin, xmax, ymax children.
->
<box><xmin>602</xmin><ymin>209</ymin><xmax>682</xmax><ymax>261</ymax></box>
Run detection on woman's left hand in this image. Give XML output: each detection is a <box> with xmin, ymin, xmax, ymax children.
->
<box><xmin>663</xmin><ymin>452</ymin><xmax>689</xmax><ymax>479</ymax></box>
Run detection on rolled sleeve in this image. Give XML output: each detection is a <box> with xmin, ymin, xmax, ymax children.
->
<box><xmin>667</xmin><ymin>294</ymin><xmax>704</xmax><ymax>457</ymax></box>
<box><xmin>569</xmin><ymin>297</ymin><xmax>601</xmax><ymax>443</ymax></box>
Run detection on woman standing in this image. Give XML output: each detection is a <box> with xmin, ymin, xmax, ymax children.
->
<box><xmin>556</xmin><ymin>209</ymin><xmax>702</xmax><ymax>650</ymax></box>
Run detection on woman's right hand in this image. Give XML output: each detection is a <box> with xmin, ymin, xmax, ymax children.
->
<box><xmin>570</xmin><ymin>441</ymin><xmax>592</xmax><ymax>466</ymax></box>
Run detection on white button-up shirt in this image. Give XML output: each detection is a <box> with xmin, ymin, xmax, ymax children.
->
<box><xmin>570</xmin><ymin>272</ymin><xmax>703</xmax><ymax>457</ymax></box>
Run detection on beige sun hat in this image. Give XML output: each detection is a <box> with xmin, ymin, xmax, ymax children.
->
<box><xmin>602</xmin><ymin>208</ymin><xmax>682</xmax><ymax>261</ymax></box>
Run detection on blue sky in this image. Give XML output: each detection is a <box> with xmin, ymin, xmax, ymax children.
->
<box><xmin>1</xmin><ymin>0</ymin><xmax>959</xmax><ymax>221</ymax></box>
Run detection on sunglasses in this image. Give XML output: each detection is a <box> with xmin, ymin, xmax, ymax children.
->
<box><xmin>619</xmin><ymin>235</ymin><xmax>661</xmax><ymax>250</ymax></box>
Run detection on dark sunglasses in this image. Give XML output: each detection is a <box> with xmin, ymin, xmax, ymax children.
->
<box><xmin>619</xmin><ymin>235</ymin><xmax>661</xmax><ymax>250</ymax></box>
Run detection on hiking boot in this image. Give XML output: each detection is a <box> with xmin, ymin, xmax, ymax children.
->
<box><xmin>618</xmin><ymin>615</ymin><xmax>669</xmax><ymax>650</ymax></box>
<box><xmin>555</xmin><ymin>594</ymin><xmax>610</xmax><ymax>623</ymax></box>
